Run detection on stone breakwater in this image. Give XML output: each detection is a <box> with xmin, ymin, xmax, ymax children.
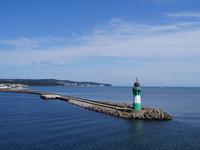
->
<box><xmin>0</xmin><ymin>89</ymin><xmax>172</xmax><ymax>121</ymax></box>
<box><xmin>68</xmin><ymin>99</ymin><xmax>172</xmax><ymax>120</ymax></box>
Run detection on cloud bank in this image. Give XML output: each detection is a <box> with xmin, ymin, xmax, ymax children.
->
<box><xmin>1</xmin><ymin>18</ymin><xmax>200</xmax><ymax>85</ymax></box>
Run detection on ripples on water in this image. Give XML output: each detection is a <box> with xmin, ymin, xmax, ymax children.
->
<box><xmin>0</xmin><ymin>87</ymin><xmax>200</xmax><ymax>150</ymax></box>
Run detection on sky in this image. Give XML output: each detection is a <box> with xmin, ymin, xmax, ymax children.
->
<box><xmin>0</xmin><ymin>0</ymin><xmax>200</xmax><ymax>86</ymax></box>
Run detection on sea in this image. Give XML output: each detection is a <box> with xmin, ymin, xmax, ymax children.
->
<box><xmin>0</xmin><ymin>86</ymin><xmax>200</xmax><ymax>150</ymax></box>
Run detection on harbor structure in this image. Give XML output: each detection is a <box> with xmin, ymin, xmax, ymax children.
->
<box><xmin>0</xmin><ymin>88</ymin><xmax>172</xmax><ymax>120</ymax></box>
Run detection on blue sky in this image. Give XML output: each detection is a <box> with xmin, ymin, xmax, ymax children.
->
<box><xmin>0</xmin><ymin>0</ymin><xmax>200</xmax><ymax>86</ymax></box>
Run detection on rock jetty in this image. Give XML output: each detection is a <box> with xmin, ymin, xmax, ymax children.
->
<box><xmin>67</xmin><ymin>99</ymin><xmax>172</xmax><ymax>120</ymax></box>
<box><xmin>0</xmin><ymin>89</ymin><xmax>172</xmax><ymax>121</ymax></box>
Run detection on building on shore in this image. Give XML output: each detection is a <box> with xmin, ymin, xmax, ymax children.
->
<box><xmin>0</xmin><ymin>84</ymin><xmax>8</xmax><ymax>89</ymax></box>
<box><xmin>0</xmin><ymin>83</ymin><xmax>26</xmax><ymax>89</ymax></box>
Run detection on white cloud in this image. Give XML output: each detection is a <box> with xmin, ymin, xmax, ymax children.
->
<box><xmin>0</xmin><ymin>36</ymin><xmax>68</xmax><ymax>50</ymax></box>
<box><xmin>1</xmin><ymin>19</ymin><xmax>200</xmax><ymax>64</ymax></box>
<box><xmin>167</xmin><ymin>11</ymin><xmax>200</xmax><ymax>19</ymax></box>
<box><xmin>1</xmin><ymin>18</ymin><xmax>200</xmax><ymax>85</ymax></box>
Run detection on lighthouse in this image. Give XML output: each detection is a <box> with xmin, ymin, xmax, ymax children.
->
<box><xmin>132</xmin><ymin>78</ymin><xmax>142</xmax><ymax>111</ymax></box>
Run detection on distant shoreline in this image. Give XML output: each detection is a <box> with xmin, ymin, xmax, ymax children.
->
<box><xmin>0</xmin><ymin>79</ymin><xmax>112</xmax><ymax>87</ymax></box>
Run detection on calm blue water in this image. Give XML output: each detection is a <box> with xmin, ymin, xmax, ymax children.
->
<box><xmin>0</xmin><ymin>87</ymin><xmax>200</xmax><ymax>150</ymax></box>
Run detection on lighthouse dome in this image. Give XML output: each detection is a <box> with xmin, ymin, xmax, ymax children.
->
<box><xmin>134</xmin><ymin>81</ymin><xmax>140</xmax><ymax>87</ymax></box>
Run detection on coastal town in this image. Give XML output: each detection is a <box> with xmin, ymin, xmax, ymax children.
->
<box><xmin>0</xmin><ymin>79</ymin><xmax>112</xmax><ymax>87</ymax></box>
<box><xmin>0</xmin><ymin>83</ymin><xmax>26</xmax><ymax>89</ymax></box>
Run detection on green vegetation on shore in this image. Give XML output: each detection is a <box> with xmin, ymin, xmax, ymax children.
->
<box><xmin>0</xmin><ymin>79</ymin><xmax>111</xmax><ymax>87</ymax></box>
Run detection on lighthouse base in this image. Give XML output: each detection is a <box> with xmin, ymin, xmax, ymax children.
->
<box><xmin>133</xmin><ymin>103</ymin><xmax>142</xmax><ymax>111</ymax></box>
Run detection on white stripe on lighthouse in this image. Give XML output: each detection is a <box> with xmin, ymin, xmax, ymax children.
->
<box><xmin>134</xmin><ymin>95</ymin><xmax>141</xmax><ymax>103</ymax></box>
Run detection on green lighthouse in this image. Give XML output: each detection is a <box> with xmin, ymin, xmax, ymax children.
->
<box><xmin>132</xmin><ymin>78</ymin><xmax>142</xmax><ymax>111</ymax></box>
